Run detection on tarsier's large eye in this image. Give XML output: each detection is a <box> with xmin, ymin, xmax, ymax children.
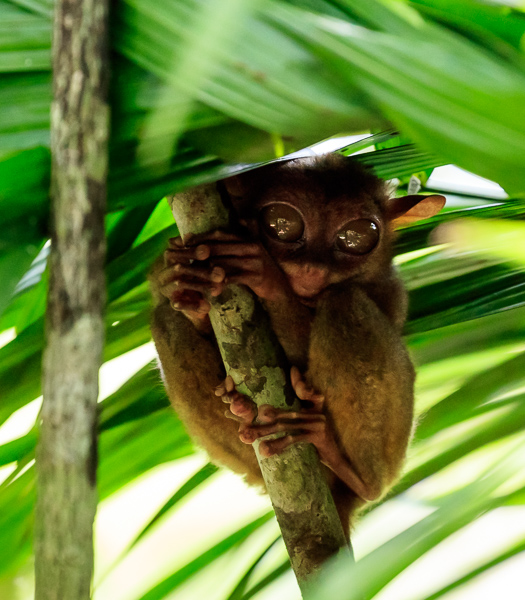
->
<box><xmin>336</xmin><ymin>219</ymin><xmax>379</xmax><ymax>255</ymax></box>
<box><xmin>260</xmin><ymin>203</ymin><xmax>304</xmax><ymax>242</ymax></box>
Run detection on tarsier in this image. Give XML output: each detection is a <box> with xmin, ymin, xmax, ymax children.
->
<box><xmin>150</xmin><ymin>154</ymin><xmax>445</xmax><ymax>536</ymax></box>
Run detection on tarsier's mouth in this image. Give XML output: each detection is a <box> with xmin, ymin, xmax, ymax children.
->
<box><xmin>297</xmin><ymin>295</ymin><xmax>320</xmax><ymax>308</ymax></box>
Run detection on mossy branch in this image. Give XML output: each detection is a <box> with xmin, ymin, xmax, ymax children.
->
<box><xmin>169</xmin><ymin>183</ymin><xmax>351</xmax><ymax>595</ymax></box>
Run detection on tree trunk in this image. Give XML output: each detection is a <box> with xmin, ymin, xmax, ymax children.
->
<box><xmin>170</xmin><ymin>184</ymin><xmax>351</xmax><ymax>596</ymax></box>
<box><xmin>34</xmin><ymin>0</ymin><xmax>110</xmax><ymax>598</ymax></box>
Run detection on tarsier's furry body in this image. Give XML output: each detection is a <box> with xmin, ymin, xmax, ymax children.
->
<box><xmin>150</xmin><ymin>154</ymin><xmax>445</xmax><ymax>535</ymax></box>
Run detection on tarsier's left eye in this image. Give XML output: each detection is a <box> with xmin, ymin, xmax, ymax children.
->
<box><xmin>336</xmin><ymin>219</ymin><xmax>379</xmax><ymax>255</ymax></box>
<box><xmin>260</xmin><ymin>203</ymin><xmax>304</xmax><ymax>242</ymax></box>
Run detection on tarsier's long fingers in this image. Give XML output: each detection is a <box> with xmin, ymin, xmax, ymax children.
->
<box><xmin>161</xmin><ymin>271</ymin><xmax>225</xmax><ymax>303</ymax></box>
<box><xmin>247</xmin><ymin>416</ymin><xmax>328</xmax><ymax>459</ymax></box>
<box><xmin>243</xmin><ymin>400</ymin><xmax>379</xmax><ymax>501</ymax></box>
<box><xmin>239</xmin><ymin>412</ymin><xmax>326</xmax><ymax>444</ymax></box>
<box><xmin>164</xmin><ymin>243</ymin><xmax>211</xmax><ymax>264</ymax></box>
<box><xmin>208</xmin><ymin>256</ymin><xmax>261</xmax><ymax>272</ymax></box>
<box><xmin>205</xmin><ymin>242</ymin><xmax>261</xmax><ymax>258</ymax></box>
<box><xmin>237</xmin><ymin>367</ymin><xmax>325</xmax><ymax>445</ymax></box>
<box><xmin>209</xmin><ymin>257</ymin><xmax>264</xmax><ymax>289</ymax></box>
<box><xmin>159</xmin><ymin>266</ymin><xmax>224</xmax><ymax>297</ymax></box>
<box><xmin>164</xmin><ymin>237</ymin><xmax>263</xmax><ymax>297</ymax></box>
<box><xmin>168</xmin><ymin>235</ymin><xmax>258</xmax><ymax>260</ymax></box>
<box><xmin>160</xmin><ymin>246</ymin><xmax>228</xmax><ymax>311</ymax></box>
<box><xmin>172</xmin><ymin>296</ymin><xmax>211</xmax><ymax>314</ymax></box>
<box><xmin>259</xmin><ymin>433</ymin><xmax>317</xmax><ymax>457</ymax></box>
<box><xmin>170</xmin><ymin>231</ymin><xmax>245</xmax><ymax>247</ymax></box>
<box><xmin>214</xmin><ymin>374</ymin><xmax>235</xmax><ymax>396</ymax></box>
<box><xmin>161</xmin><ymin>262</ymin><xmax>225</xmax><ymax>285</ymax></box>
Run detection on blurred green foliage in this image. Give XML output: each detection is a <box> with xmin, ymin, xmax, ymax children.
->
<box><xmin>1</xmin><ymin>0</ymin><xmax>525</xmax><ymax>598</ymax></box>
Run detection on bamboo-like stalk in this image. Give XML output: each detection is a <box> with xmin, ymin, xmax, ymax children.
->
<box><xmin>34</xmin><ymin>0</ymin><xmax>109</xmax><ymax>598</ymax></box>
<box><xmin>169</xmin><ymin>183</ymin><xmax>351</xmax><ymax>595</ymax></box>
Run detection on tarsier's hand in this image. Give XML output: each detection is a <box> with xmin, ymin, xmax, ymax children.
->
<box><xmin>216</xmin><ymin>368</ymin><xmax>378</xmax><ymax>501</ymax></box>
<box><xmin>158</xmin><ymin>236</ymin><xmax>222</xmax><ymax>320</ymax></box>
<box><xmin>160</xmin><ymin>231</ymin><xmax>292</xmax><ymax>311</ymax></box>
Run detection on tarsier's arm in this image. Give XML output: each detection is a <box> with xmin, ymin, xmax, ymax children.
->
<box><xmin>149</xmin><ymin>259</ymin><xmax>262</xmax><ymax>486</ymax></box>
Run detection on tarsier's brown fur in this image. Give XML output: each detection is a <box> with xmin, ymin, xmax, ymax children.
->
<box><xmin>150</xmin><ymin>154</ymin><xmax>445</xmax><ymax>536</ymax></box>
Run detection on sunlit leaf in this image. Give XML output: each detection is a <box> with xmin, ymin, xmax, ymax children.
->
<box><xmin>307</xmin><ymin>444</ymin><xmax>525</xmax><ymax>599</ymax></box>
<box><xmin>3</xmin><ymin>0</ymin><xmax>525</xmax><ymax>595</ymax></box>
<box><xmin>128</xmin><ymin>462</ymin><xmax>219</xmax><ymax>550</ymax></box>
<box><xmin>420</xmin><ymin>538</ymin><xmax>525</xmax><ymax>600</ymax></box>
<box><xmin>136</xmin><ymin>513</ymin><xmax>275</xmax><ymax>600</ymax></box>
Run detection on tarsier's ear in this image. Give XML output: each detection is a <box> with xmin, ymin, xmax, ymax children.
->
<box><xmin>386</xmin><ymin>194</ymin><xmax>446</xmax><ymax>227</ymax></box>
<box><xmin>222</xmin><ymin>175</ymin><xmax>254</xmax><ymax>226</ymax></box>
<box><xmin>223</xmin><ymin>175</ymin><xmax>246</xmax><ymax>198</ymax></box>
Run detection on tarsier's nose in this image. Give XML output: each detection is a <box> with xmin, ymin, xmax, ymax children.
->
<box><xmin>289</xmin><ymin>265</ymin><xmax>331</xmax><ymax>298</ymax></box>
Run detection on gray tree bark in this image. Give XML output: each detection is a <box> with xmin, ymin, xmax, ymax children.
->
<box><xmin>34</xmin><ymin>0</ymin><xmax>109</xmax><ymax>598</ymax></box>
<box><xmin>170</xmin><ymin>184</ymin><xmax>351</xmax><ymax>595</ymax></box>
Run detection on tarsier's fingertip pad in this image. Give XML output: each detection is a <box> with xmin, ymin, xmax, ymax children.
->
<box><xmin>258</xmin><ymin>441</ymin><xmax>271</xmax><ymax>456</ymax></box>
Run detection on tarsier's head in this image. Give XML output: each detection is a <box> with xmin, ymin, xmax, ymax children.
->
<box><xmin>224</xmin><ymin>154</ymin><xmax>445</xmax><ymax>304</ymax></box>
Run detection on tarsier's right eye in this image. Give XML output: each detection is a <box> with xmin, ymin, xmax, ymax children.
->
<box><xmin>260</xmin><ymin>203</ymin><xmax>304</xmax><ymax>242</ymax></box>
<box><xmin>336</xmin><ymin>219</ymin><xmax>379</xmax><ymax>255</ymax></box>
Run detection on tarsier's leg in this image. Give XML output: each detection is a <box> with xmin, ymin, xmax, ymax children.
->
<box><xmin>307</xmin><ymin>285</ymin><xmax>415</xmax><ymax>504</ymax></box>
<box><xmin>150</xmin><ymin>261</ymin><xmax>263</xmax><ymax>486</ymax></box>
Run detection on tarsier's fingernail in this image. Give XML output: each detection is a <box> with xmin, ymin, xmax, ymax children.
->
<box><xmin>258</xmin><ymin>441</ymin><xmax>271</xmax><ymax>456</ymax></box>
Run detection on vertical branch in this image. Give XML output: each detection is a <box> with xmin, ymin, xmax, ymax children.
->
<box><xmin>34</xmin><ymin>0</ymin><xmax>109</xmax><ymax>598</ymax></box>
<box><xmin>170</xmin><ymin>185</ymin><xmax>351</xmax><ymax>595</ymax></box>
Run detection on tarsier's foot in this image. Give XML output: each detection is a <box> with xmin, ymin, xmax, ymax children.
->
<box><xmin>213</xmin><ymin>371</ymin><xmax>325</xmax><ymax>451</ymax></box>
<box><xmin>242</xmin><ymin>366</ymin><xmax>329</xmax><ymax>458</ymax></box>
<box><xmin>215</xmin><ymin>370</ymin><xmax>377</xmax><ymax>501</ymax></box>
<box><xmin>214</xmin><ymin>375</ymin><xmax>258</xmax><ymax>424</ymax></box>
